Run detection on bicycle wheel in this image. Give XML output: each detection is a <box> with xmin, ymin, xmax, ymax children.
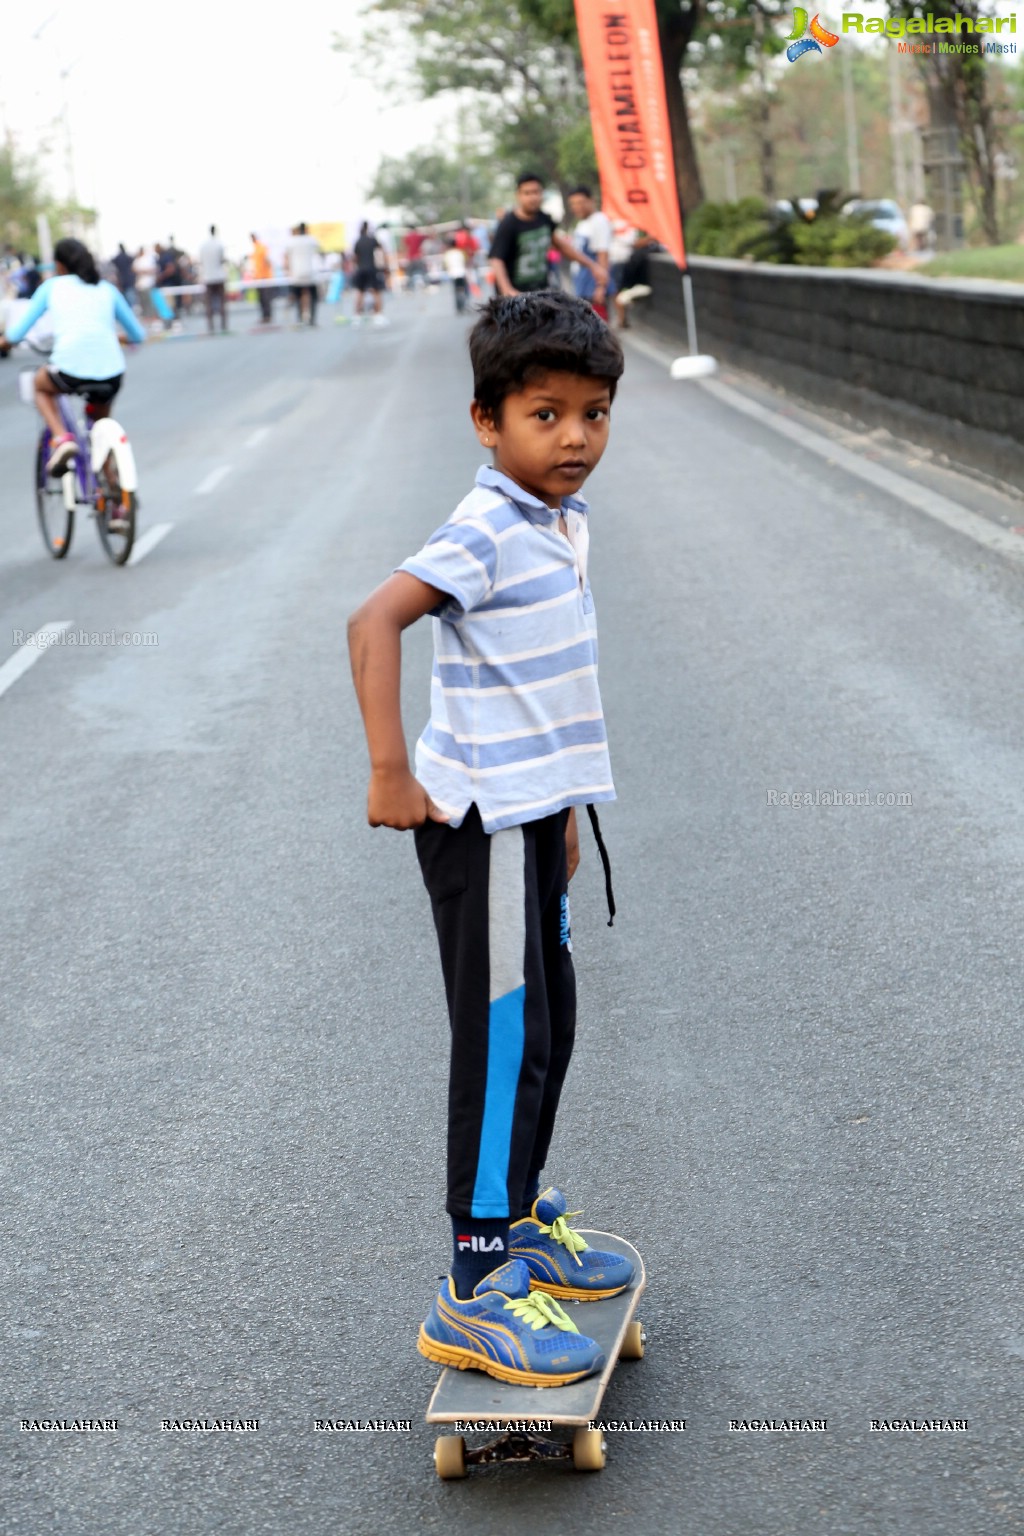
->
<box><xmin>35</xmin><ymin>433</ymin><xmax>74</xmax><ymax>558</ymax></box>
<box><xmin>94</xmin><ymin>451</ymin><xmax>136</xmax><ymax>566</ymax></box>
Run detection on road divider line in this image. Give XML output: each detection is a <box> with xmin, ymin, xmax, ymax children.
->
<box><xmin>0</xmin><ymin>622</ymin><xmax>73</xmax><ymax>700</ymax></box>
<box><xmin>245</xmin><ymin>427</ymin><xmax>271</xmax><ymax>450</ymax></box>
<box><xmin>625</xmin><ymin>330</ymin><xmax>1024</xmax><ymax>568</ymax></box>
<box><xmin>128</xmin><ymin>523</ymin><xmax>174</xmax><ymax>566</ymax></box>
<box><xmin>194</xmin><ymin>465</ymin><xmax>232</xmax><ymax>496</ymax></box>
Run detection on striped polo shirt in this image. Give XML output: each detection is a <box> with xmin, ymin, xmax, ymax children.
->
<box><xmin>398</xmin><ymin>465</ymin><xmax>615</xmax><ymax>833</ymax></box>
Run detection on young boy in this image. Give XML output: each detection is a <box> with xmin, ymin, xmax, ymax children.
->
<box><xmin>348</xmin><ymin>291</ymin><xmax>632</xmax><ymax>1388</ymax></box>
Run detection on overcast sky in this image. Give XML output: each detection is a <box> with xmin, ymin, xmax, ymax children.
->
<box><xmin>0</xmin><ymin>0</ymin><xmax>452</xmax><ymax>257</ymax></box>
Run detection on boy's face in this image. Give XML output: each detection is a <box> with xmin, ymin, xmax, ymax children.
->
<box><xmin>472</xmin><ymin>371</ymin><xmax>612</xmax><ymax>508</ymax></box>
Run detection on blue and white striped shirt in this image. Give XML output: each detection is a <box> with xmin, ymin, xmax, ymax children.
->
<box><xmin>399</xmin><ymin>466</ymin><xmax>615</xmax><ymax>833</ymax></box>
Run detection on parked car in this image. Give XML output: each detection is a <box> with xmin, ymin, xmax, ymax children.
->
<box><xmin>841</xmin><ymin>199</ymin><xmax>910</xmax><ymax>252</ymax></box>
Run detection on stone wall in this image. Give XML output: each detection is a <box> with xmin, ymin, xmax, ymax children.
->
<box><xmin>636</xmin><ymin>254</ymin><xmax>1024</xmax><ymax>489</ymax></box>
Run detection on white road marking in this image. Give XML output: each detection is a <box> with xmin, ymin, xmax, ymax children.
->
<box><xmin>128</xmin><ymin>523</ymin><xmax>174</xmax><ymax>565</ymax></box>
<box><xmin>0</xmin><ymin>622</ymin><xmax>73</xmax><ymax>700</ymax></box>
<box><xmin>626</xmin><ymin>330</ymin><xmax>1024</xmax><ymax>568</ymax></box>
<box><xmin>193</xmin><ymin>464</ymin><xmax>232</xmax><ymax>496</ymax></box>
<box><xmin>244</xmin><ymin>427</ymin><xmax>270</xmax><ymax>450</ymax></box>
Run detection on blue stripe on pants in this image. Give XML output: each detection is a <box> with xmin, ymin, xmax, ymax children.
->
<box><xmin>471</xmin><ymin>983</ymin><xmax>526</xmax><ymax>1216</ymax></box>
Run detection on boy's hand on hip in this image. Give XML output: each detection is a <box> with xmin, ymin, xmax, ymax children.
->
<box><xmin>367</xmin><ymin>766</ymin><xmax>448</xmax><ymax>829</ymax></box>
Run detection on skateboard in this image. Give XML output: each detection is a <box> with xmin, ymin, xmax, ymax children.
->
<box><xmin>426</xmin><ymin>1231</ymin><xmax>646</xmax><ymax>1478</ymax></box>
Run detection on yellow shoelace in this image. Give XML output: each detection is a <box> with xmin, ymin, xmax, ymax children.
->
<box><xmin>538</xmin><ymin>1210</ymin><xmax>590</xmax><ymax>1268</ymax></box>
<box><xmin>503</xmin><ymin>1291</ymin><xmax>580</xmax><ymax>1334</ymax></box>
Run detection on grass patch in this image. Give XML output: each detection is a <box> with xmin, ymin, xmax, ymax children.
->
<box><xmin>923</xmin><ymin>245</ymin><xmax>1024</xmax><ymax>283</ymax></box>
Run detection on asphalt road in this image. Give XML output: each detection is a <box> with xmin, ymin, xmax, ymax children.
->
<box><xmin>1</xmin><ymin>292</ymin><xmax>1022</xmax><ymax>1536</ymax></box>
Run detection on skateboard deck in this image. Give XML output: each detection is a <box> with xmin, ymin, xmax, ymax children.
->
<box><xmin>426</xmin><ymin>1231</ymin><xmax>646</xmax><ymax>1477</ymax></box>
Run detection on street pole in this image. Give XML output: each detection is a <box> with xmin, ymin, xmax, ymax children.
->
<box><xmin>888</xmin><ymin>41</ymin><xmax>908</xmax><ymax>207</ymax></box>
<box><xmin>841</xmin><ymin>35</ymin><xmax>861</xmax><ymax>193</ymax></box>
<box><xmin>753</xmin><ymin>4</ymin><xmax>775</xmax><ymax>200</ymax></box>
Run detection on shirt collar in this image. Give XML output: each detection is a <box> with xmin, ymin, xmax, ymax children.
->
<box><xmin>476</xmin><ymin>465</ymin><xmax>589</xmax><ymax>526</ymax></box>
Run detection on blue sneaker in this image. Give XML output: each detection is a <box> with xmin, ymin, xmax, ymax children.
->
<box><xmin>418</xmin><ymin>1257</ymin><xmax>605</xmax><ymax>1387</ymax></box>
<box><xmin>509</xmin><ymin>1188</ymin><xmax>635</xmax><ymax>1300</ymax></box>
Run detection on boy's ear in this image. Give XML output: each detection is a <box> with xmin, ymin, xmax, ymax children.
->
<box><xmin>470</xmin><ymin>399</ymin><xmax>497</xmax><ymax>447</ymax></box>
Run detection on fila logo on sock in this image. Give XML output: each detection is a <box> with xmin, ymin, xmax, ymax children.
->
<box><xmin>456</xmin><ymin>1235</ymin><xmax>505</xmax><ymax>1253</ymax></box>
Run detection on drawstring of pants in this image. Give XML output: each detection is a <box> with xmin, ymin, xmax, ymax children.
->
<box><xmin>585</xmin><ymin>805</ymin><xmax>616</xmax><ymax>927</ymax></box>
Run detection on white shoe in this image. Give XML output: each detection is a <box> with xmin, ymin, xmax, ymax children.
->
<box><xmin>372</xmin><ymin>313</ymin><xmax>389</xmax><ymax>327</ymax></box>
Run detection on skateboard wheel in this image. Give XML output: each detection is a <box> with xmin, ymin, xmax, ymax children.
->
<box><xmin>621</xmin><ymin>1319</ymin><xmax>646</xmax><ymax>1360</ymax></box>
<box><xmin>572</xmin><ymin>1427</ymin><xmax>606</xmax><ymax>1471</ymax></box>
<box><xmin>434</xmin><ymin>1435</ymin><xmax>467</xmax><ymax>1479</ymax></box>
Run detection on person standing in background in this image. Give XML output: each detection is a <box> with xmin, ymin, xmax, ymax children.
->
<box><xmin>199</xmin><ymin>224</ymin><xmax>229</xmax><ymax>334</ymax></box>
<box><xmin>286</xmin><ymin>222</ymin><xmax>321</xmax><ymax>326</ymax></box>
<box><xmin>566</xmin><ymin>186</ymin><xmax>611</xmax><ymax>320</ymax></box>
<box><xmin>351</xmin><ymin>222</ymin><xmax>387</xmax><ymax>327</ymax></box>
<box><xmin>442</xmin><ymin>237</ymin><xmax>469</xmax><ymax>314</ymax></box>
<box><xmin>489</xmin><ymin>174</ymin><xmax>603</xmax><ymax>299</ymax></box>
<box><xmin>133</xmin><ymin>246</ymin><xmax>157</xmax><ymax>321</ymax></box>
<box><xmin>112</xmin><ymin>244</ymin><xmax>137</xmax><ymax>309</ymax></box>
<box><xmin>250</xmin><ymin>232</ymin><xmax>274</xmax><ymax>324</ymax></box>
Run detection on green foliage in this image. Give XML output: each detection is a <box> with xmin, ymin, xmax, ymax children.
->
<box><xmin>791</xmin><ymin>214</ymin><xmax>895</xmax><ymax>267</ymax></box>
<box><xmin>369</xmin><ymin>149</ymin><xmax>499</xmax><ymax>224</ymax></box>
<box><xmin>924</xmin><ymin>245</ymin><xmax>1024</xmax><ymax>283</ymax></box>
<box><xmin>687</xmin><ymin>198</ymin><xmax>896</xmax><ymax>266</ymax></box>
<box><xmin>350</xmin><ymin>0</ymin><xmax>590</xmax><ymax>196</ymax></box>
<box><xmin>686</xmin><ymin>197</ymin><xmax>767</xmax><ymax>255</ymax></box>
<box><xmin>0</xmin><ymin>145</ymin><xmax>47</xmax><ymax>252</ymax></box>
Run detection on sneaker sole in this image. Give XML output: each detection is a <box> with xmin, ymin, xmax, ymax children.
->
<box><xmin>527</xmin><ymin>1276</ymin><xmax>631</xmax><ymax>1302</ymax></box>
<box><xmin>417</xmin><ymin>1325</ymin><xmax>596</xmax><ymax>1387</ymax></box>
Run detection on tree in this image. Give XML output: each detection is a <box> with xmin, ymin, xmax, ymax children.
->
<box><xmin>891</xmin><ymin>0</ymin><xmax>1004</xmax><ymax>243</ymax></box>
<box><xmin>0</xmin><ymin>144</ymin><xmax>48</xmax><ymax>253</ymax></box>
<box><xmin>369</xmin><ymin>148</ymin><xmax>500</xmax><ymax>223</ymax></box>
<box><xmin>342</xmin><ymin>0</ymin><xmax>593</xmax><ymax>195</ymax></box>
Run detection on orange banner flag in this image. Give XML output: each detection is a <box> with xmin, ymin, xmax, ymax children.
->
<box><xmin>573</xmin><ymin>0</ymin><xmax>687</xmax><ymax>269</ymax></box>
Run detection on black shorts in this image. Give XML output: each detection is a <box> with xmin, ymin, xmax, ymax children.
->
<box><xmin>49</xmin><ymin>369</ymin><xmax>123</xmax><ymax>406</ymax></box>
<box><xmin>353</xmin><ymin>269</ymin><xmax>383</xmax><ymax>293</ymax></box>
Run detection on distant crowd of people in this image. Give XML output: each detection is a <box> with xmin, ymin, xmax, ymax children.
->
<box><xmin>1</xmin><ymin>185</ymin><xmax>655</xmax><ymax>342</ymax></box>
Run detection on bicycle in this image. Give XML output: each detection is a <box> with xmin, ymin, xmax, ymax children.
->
<box><xmin>11</xmin><ymin>342</ymin><xmax>139</xmax><ymax>566</ymax></box>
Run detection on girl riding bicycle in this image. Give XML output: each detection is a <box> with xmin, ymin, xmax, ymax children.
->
<box><xmin>0</xmin><ymin>237</ymin><xmax>146</xmax><ymax>475</ymax></box>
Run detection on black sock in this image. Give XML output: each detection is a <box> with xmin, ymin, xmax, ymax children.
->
<box><xmin>518</xmin><ymin>1173</ymin><xmax>541</xmax><ymax>1220</ymax></box>
<box><xmin>450</xmin><ymin>1217</ymin><xmax>510</xmax><ymax>1300</ymax></box>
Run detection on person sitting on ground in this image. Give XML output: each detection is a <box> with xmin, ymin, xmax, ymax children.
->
<box><xmin>612</xmin><ymin>233</ymin><xmax>654</xmax><ymax>330</ymax></box>
<box><xmin>0</xmin><ymin>237</ymin><xmax>145</xmax><ymax>475</ymax></box>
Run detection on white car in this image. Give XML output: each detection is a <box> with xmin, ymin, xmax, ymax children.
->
<box><xmin>842</xmin><ymin>199</ymin><xmax>911</xmax><ymax>252</ymax></box>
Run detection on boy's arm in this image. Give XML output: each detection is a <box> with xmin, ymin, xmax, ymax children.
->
<box><xmin>565</xmin><ymin>806</ymin><xmax>579</xmax><ymax>881</ymax></box>
<box><xmin>348</xmin><ymin>571</ymin><xmax>450</xmax><ymax>830</ymax></box>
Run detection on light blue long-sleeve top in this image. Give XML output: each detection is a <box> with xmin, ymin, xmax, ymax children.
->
<box><xmin>6</xmin><ymin>275</ymin><xmax>146</xmax><ymax>378</ymax></box>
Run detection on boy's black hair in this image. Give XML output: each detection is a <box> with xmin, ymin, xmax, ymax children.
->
<box><xmin>568</xmin><ymin>185</ymin><xmax>593</xmax><ymax>200</ymax></box>
<box><xmin>516</xmin><ymin>171</ymin><xmax>544</xmax><ymax>188</ymax></box>
<box><xmin>469</xmin><ymin>290</ymin><xmax>624</xmax><ymax>422</ymax></box>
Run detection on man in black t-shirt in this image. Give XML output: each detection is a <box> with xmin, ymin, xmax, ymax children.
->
<box><xmin>489</xmin><ymin>173</ymin><xmax>605</xmax><ymax>301</ymax></box>
<box><xmin>352</xmin><ymin>221</ymin><xmax>388</xmax><ymax>326</ymax></box>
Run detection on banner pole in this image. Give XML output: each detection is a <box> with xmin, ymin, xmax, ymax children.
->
<box><xmin>670</xmin><ymin>262</ymin><xmax>717</xmax><ymax>381</ymax></box>
<box><xmin>681</xmin><ymin>270</ymin><xmax>699</xmax><ymax>356</ymax></box>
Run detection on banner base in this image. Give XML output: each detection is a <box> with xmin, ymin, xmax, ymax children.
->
<box><xmin>670</xmin><ymin>354</ymin><xmax>719</xmax><ymax>381</ymax></box>
<box><xmin>670</xmin><ymin>271</ymin><xmax>718</xmax><ymax>381</ymax></box>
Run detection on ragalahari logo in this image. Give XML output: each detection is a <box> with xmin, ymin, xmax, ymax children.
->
<box><xmin>785</xmin><ymin>8</ymin><xmax>841</xmax><ymax>60</ymax></box>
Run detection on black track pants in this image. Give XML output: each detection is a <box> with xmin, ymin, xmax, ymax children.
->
<box><xmin>415</xmin><ymin>805</ymin><xmax>576</xmax><ymax>1221</ymax></box>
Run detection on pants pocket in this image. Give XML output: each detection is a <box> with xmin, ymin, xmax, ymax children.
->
<box><xmin>414</xmin><ymin>817</ymin><xmax>469</xmax><ymax>903</ymax></box>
